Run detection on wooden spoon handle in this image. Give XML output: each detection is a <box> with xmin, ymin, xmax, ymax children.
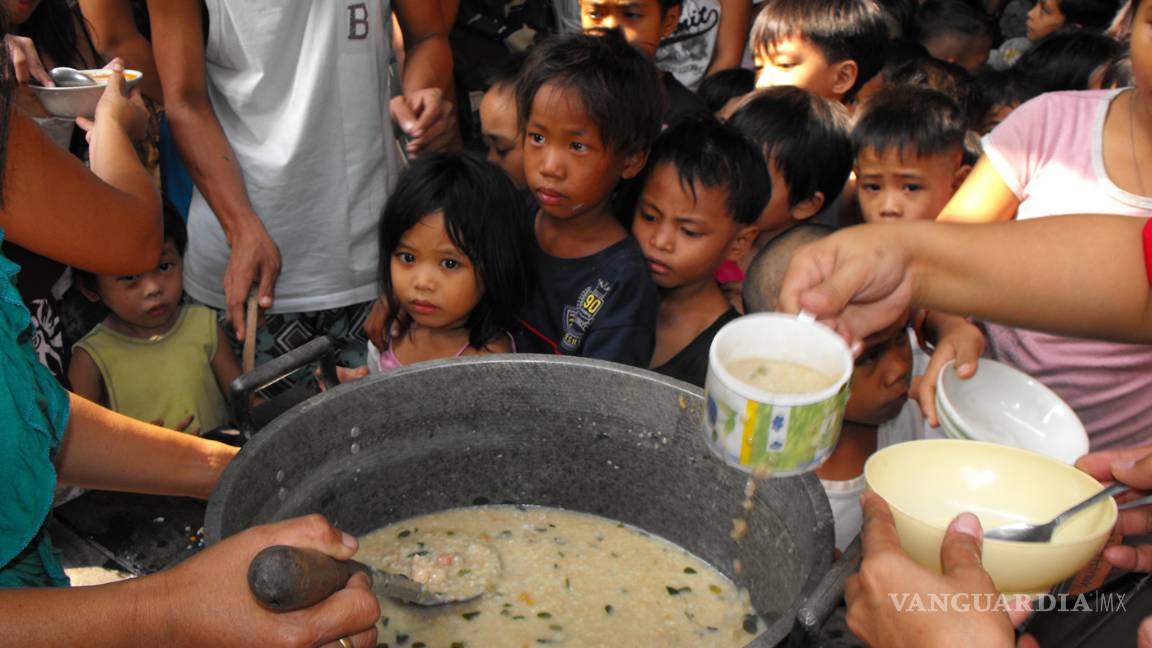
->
<box><xmin>247</xmin><ymin>545</ymin><xmax>368</xmax><ymax>611</ymax></box>
<box><xmin>242</xmin><ymin>293</ymin><xmax>259</xmax><ymax>373</ymax></box>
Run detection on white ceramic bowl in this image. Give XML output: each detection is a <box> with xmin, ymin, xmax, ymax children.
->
<box><xmin>934</xmin><ymin>395</ymin><xmax>968</xmax><ymax>441</ymax></box>
<box><xmin>866</xmin><ymin>439</ymin><xmax>1116</xmax><ymax>594</ymax></box>
<box><xmin>936</xmin><ymin>359</ymin><xmax>1088</xmax><ymax>465</ymax></box>
<box><xmin>30</xmin><ymin>69</ymin><xmax>143</xmax><ymax>119</ymax></box>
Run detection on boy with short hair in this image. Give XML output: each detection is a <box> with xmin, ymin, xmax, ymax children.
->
<box><xmin>719</xmin><ymin>87</ymin><xmax>853</xmax><ymax>308</ymax></box>
<box><xmin>70</xmin><ymin>203</ymin><xmax>242</xmax><ymax>436</ymax></box>
<box><xmin>743</xmin><ymin>224</ymin><xmax>923</xmax><ymax>551</ymax></box>
<box><xmin>631</xmin><ymin>118</ymin><xmax>769</xmax><ymax>387</ymax></box>
<box><xmin>914</xmin><ymin>0</ymin><xmax>995</xmax><ymax>73</ymax></box>
<box><xmin>851</xmin><ymin>85</ymin><xmax>971</xmax><ymax>223</ymax></box>
<box><xmin>515</xmin><ymin>30</ymin><xmax>663</xmax><ymax>367</ymax></box>
<box><xmin>580</xmin><ymin>0</ymin><xmax>708</xmax><ymax>125</ymax></box>
<box><xmin>750</xmin><ymin>0</ymin><xmax>888</xmax><ymax>103</ymax></box>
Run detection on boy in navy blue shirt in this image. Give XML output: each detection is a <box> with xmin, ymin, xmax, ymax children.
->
<box><xmin>515</xmin><ymin>31</ymin><xmax>663</xmax><ymax>367</ymax></box>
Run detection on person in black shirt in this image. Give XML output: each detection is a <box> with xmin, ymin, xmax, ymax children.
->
<box><xmin>630</xmin><ymin>118</ymin><xmax>769</xmax><ymax>386</ymax></box>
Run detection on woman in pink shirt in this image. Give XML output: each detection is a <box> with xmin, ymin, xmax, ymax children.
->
<box><xmin>938</xmin><ymin>5</ymin><xmax>1151</xmax><ymax>450</ymax></box>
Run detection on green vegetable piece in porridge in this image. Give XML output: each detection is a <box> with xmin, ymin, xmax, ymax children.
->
<box><xmin>360</xmin><ymin>506</ymin><xmax>760</xmax><ymax>646</ymax></box>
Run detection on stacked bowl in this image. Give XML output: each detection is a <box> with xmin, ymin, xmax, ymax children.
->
<box><xmin>934</xmin><ymin>359</ymin><xmax>1088</xmax><ymax>465</ymax></box>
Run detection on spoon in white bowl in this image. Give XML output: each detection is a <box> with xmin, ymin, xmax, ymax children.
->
<box><xmin>48</xmin><ymin>67</ymin><xmax>96</xmax><ymax>87</ymax></box>
<box><xmin>984</xmin><ymin>481</ymin><xmax>1129</xmax><ymax>542</ymax></box>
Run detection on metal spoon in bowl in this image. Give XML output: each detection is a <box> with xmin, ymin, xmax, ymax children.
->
<box><xmin>984</xmin><ymin>482</ymin><xmax>1129</xmax><ymax>542</ymax></box>
<box><xmin>48</xmin><ymin>67</ymin><xmax>96</xmax><ymax>87</ymax></box>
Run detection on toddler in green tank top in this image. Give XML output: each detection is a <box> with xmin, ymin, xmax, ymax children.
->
<box><xmin>68</xmin><ymin>204</ymin><xmax>241</xmax><ymax>435</ymax></box>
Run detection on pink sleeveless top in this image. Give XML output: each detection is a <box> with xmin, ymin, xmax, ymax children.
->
<box><xmin>367</xmin><ymin>331</ymin><xmax>516</xmax><ymax>372</ymax></box>
<box><xmin>981</xmin><ymin>90</ymin><xmax>1152</xmax><ymax>450</ymax></box>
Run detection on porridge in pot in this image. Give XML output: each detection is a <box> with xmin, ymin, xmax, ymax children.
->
<box><xmin>358</xmin><ymin>505</ymin><xmax>763</xmax><ymax>647</ymax></box>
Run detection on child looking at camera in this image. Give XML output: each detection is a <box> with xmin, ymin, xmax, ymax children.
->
<box><xmin>852</xmin><ymin>86</ymin><xmax>971</xmax><ymax>223</ymax></box>
<box><xmin>344</xmin><ymin>154</ymin><xmax>535</xmax><ymax>376</ymax></box>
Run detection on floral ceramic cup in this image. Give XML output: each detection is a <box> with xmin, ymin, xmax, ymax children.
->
<box><xmin>704</xmin><ymin>313</ymin><xmax>853</xmax><ymax>476</ymax></box>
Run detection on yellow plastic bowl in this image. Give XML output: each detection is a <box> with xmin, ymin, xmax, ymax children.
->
<box><xmin>865</xmin><ymin>439</ymin><xmax>1116</xmax><ymax>593</ymax></box>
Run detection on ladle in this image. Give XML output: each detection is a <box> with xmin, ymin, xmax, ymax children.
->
<box><xmin>48</xmin><ymin>67</ymin><xmax>96</xmax><ymax>87</ymax></box>
<box><xmin>249</xmin><ymin>545</ymin><xmax>491</xmax><ymax>609</ymax></box>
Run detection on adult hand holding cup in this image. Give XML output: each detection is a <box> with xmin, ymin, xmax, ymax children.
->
<box><xmin>703</xmin><ymin>312</ymin><xmax>853</xmax><ymax>476</ymax></box>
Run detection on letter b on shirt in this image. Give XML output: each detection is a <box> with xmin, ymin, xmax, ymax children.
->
<box><xmin>348</xmin><ymin>3</ymin><xmax>369</xmax><ymax>39</ymax></box>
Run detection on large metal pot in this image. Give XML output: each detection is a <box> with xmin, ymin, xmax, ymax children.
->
<box><xmin>206</xmin><ymin>354</ymin><xmax>842</xmax><ymax>646</ymax></box>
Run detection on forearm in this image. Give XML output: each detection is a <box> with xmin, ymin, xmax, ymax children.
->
<box><xmin>79</xmin><ymin>0</ymin><xmax>164</xmax><ymax>102</ymax></box>
<box><xmin>151</xmin><ymin>0</ymin><xmax>262</xmax><ymax>239</ymax></box>
<box><xmin>55</xmin><ymin>393</ymin><xmax>237</xmax><ymax>500</ymax></box>
<box><xmin>400</xmin><ymin>35</ymin><xmax>453</xmax><ymax>96</ymax></box>
<box><xmin>2</xmin><ymin>112</ymin><xmax>161</xmax><ymax>274</ymax></box>
<box><xmin>165</xmin><ymin>100</ymin><xmax>264</xmax><ymax>239</ymax></box>
<box><xmin>908</xmin><ymin>217</ymin><xmax>1152</xmax><ymax>342</ymax></box>
<box><xmin>87</xmin><ymin>112</ymin><xmax>156</xmax><ymax>213</ymax></box>
<box><xmin>0</xmin><ymin>574</ymin><xmax>173</xmax><ymax>646</ymax></box>
<box><xmin>394</xmin><ymin>0</ymin><xmax>453</xmax><ymax>96</ymax></box>
<box><xmin>706</xmin><ymin>0</ymin><xmax>753</xmax><ymax>76</ymax></box>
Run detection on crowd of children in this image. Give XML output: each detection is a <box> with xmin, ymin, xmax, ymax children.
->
<box><xmin>8</xmin><ymin>0</ymin><xmax>1151</xmax><ymax>623</ymax></box>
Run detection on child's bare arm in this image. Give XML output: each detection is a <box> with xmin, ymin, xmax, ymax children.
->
<box><xmin>707</xmin><ymin>0</ymin><xmax>754</xmax><ymax>78</ymax></box>
<box><xmin>68</xmin><ymin>348</ymin><xmax>107</xmax><ymax>407</ymax></box>
<box><xmin>4</xmin><ymin>100</ymin><xmax>161</xmax><ymax>275</ymax></box>
<box><xmin>210</xmin><ymin>324</ymin><xmax>243</xmax><ymax>404</ymax></box>
<box><xmin>916</xmin><ymin>312</ymin><xmax>986</xmax><ymax>427</ymax></box>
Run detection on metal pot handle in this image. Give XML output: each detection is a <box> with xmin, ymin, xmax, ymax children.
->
<box><xmin>792</xmin><ymin>533</ymin><xmax>862</xmax><ymax>642</ymax></box>
<box><xmin>229</xmin><ymin>336</ymin><xmax>339</xmax><ymax>436</ymax></box>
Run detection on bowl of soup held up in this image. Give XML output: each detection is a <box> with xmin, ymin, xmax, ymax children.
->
<box><xmin>30</xmin><ymin>68</ymin><xmax>143</xmax><ymax>119</ymax></box>
<box><xmin>865</xmin><ymin>439</ymin><xmax>1116</xmax><ymax>594</ymax></box>
<box><xmin>704</xmin><ymin>313</ymin><xmax>853</xmax><ymax>476</ymax></box>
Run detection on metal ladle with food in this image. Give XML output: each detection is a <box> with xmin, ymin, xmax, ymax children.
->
<box><xmin>249</xmin><ymin>530</ymin><xmax>501</xmax><ymax>609</ymax></box>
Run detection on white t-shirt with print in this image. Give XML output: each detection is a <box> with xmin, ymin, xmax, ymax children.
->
<box><xmin>184</xmin><ymin>0</ymin><xmax>402</xmax><ymax>314</ymax></box>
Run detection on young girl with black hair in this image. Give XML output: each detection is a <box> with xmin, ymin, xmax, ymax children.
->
<box><xmin>353</xmin><ymin>154</ymin><xmax>535</xmax><ymax>375</ymax></box>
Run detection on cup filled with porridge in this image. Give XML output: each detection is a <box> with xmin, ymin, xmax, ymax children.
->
<box><xmin>704</xmin><ymin>312</ymin><xmax>852</xmax><ymax>476</ymax></box>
